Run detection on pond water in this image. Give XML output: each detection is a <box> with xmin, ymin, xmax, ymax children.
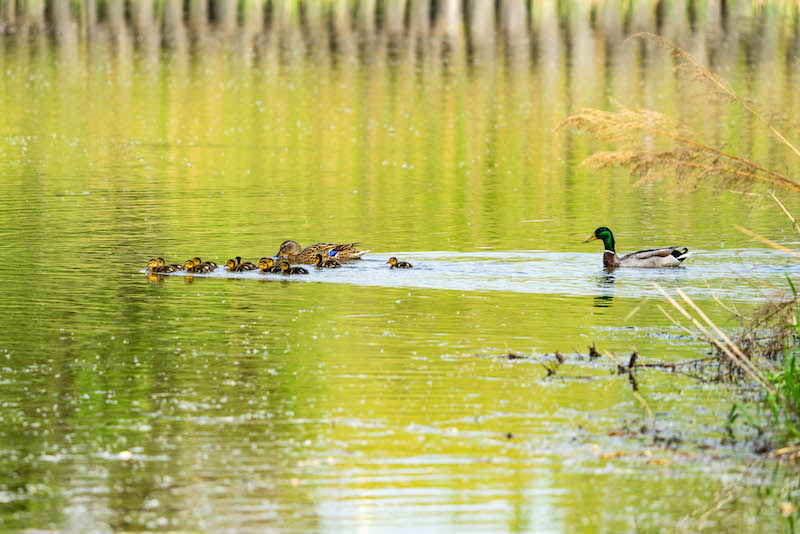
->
<box><xmin>1</xmin><ymin>1</ymin><xmax>799</xmax><ymax>532</ymax></box>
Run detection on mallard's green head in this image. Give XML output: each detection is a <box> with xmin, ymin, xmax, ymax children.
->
<box><xmin>225</xmin><ymin>259</ymin><xmax>236</xmax><ymax>270</ymax></box>
<box><xmin>147</xmin><ymin>258</ymin><xmax>158</xmax><ymax>271</ymax></box>
<box><xmin>582</xmin><ymin>227</ymin><xmax>615</xmax><ymax>251</ymax></box>
<box><xmin>280</xmin><ymin>261</ymin><xmax>291</xmax><ymax>273</ymax></box>
<box><xmin>386</xmin><ymin>257</ymin><xmax>398</xmax><ymax>266</ymax></box>
<box><xmin>184</xmin><ymin>260</ymin><xmax>195</xmax><ymax>271</ymax></box>
<box><xmin>192</xmin><ymin>257</ymin><xmax>202</xmax><ymax>266</ymax></box>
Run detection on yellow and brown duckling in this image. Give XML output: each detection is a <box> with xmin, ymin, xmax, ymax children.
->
<box><xmin>276</xmin><ymin>240</ymin><xmax>367</xmax><ymax>264</ymax></box>
<box><xmin>184</xmin><ymin>259</ymin><xmax>215</xmax><ymax>273</ymax></box>
<box><xmin>236</xmin><ymin>256</ymin><xmax>258</xmax><ymax>271</ymax></box>
<box><xmin>387</xmin><ymin>257</ymin><xmax>412</xmax><ymax>269</ymax></box>
<box><xmin>192</xmin><ymin>257</ymin><xmax>218</xmax><ymax>270</ymax></box>
<box><xmin>159</xmin><ymin>258</ymin><xmax>183</xmax><ymax>271</ymax></box>
<box><xmin>258</xmin><ymin>257</ymin><xmax>281</xmax><ymax>273</ymax></box>
<box><xmin>147</xmin><ymin>258</ymin><xmax>180</xmax><ymax>273</ymax></box>
<box><xmin>280</xmin><ymin>260</ymin><xmax>309</xmax><ymax>275</ymax></box>
<box><xmin>225</xmin><ymin>257</ymin><xmax>258</xmax><ymax>272</ymax></box>
<box><xmin>313</xmin><ymin>253</ymin><xmax>342</xmax><ymax>268</ymax></box>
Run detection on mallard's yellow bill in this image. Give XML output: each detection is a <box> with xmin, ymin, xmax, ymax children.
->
<box><xmin>582</xmin><ymin>235</ymin><xmax>598</xmax><ymax>243</ymax></box>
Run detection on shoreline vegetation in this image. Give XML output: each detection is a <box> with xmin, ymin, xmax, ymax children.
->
<box><xmin>561</xmin><ymin>33</ymin><xmax>800</xmax><ymax>462</ymax></box>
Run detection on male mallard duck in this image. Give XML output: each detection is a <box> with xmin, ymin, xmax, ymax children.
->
<box><xmin>582</xmin><ymin>227</ymin><xmax>690</xmax><ymax>268</ymax></box>
<box><xmin>276</xmin><ymin>240</ymin><xmax>367</xmax><ymax>264</ymax></box>
<box><xmin>184</xmin><ymin>259</ymin><xmax>214</xmax><ymax>273</ymax></box>
<box><xmin>192</xmin><ymin>257</ymin><xmax>218</xmax><ymax>269</ymax></box>
<box><xmin>258</xmin><ymin>257</ymin><xmax>281</xmax><ymax>273</ymax></box>
<box><xmin>154</xmin><ymin>258</ymin><xmax>181</xmax><ymax>273</ymax></box>
<box><xmin>313</xmin><ymin>253</ymin><xmax>342</xmax><ymax>268</ymax></box>
<box><xmin>280</xmin><ymin>260</ymin><xmax>309</xmax><ymax>275</ymax></box>
<box><xmin>387</xmin><ymin>257</ymin><xmax>412</xmax><ymax>269</ymax></box>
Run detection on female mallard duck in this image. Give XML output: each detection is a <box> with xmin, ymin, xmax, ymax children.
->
<box><xmin>258</xmin><ymin>257</ymin><xmax>281</xmax><ymax>273</ymax></box>
<box><xmin>280</xmin><ymin>261</ymin><xmax>309</xmax><ymax>275</ymax></box>
<box><xmin>313</xmin><ymin>253</ymin><xmax>342</xmax><ymax>268</ymax></box>
<box><xmin>184</xmin><ymin>259</ymin><xmax>214</xmax><ymax>273</ymax></box>
<box><xmin>582</xmin><ymin>227</ymin><xmax>690</xmax><ymax>268</ymax></box>
<box><xmin>276</xmin><ymin>240</ymin><xmax>367</xmax><ymax>264</ymax></box>
<box><xmin>387</xmin><ymin>257</ymin><xmax>412</xmax><ymax>269</ymax></box>
<box><xmin>192</xmin><ymin>257</ymin><xmax>218</xmax><ymax>269</ymax></box>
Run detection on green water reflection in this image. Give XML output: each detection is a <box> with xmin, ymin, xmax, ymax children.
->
<box><xmin>1</xmin><ymin>1</ymin><xmax>799</xmax><ymax>532</ymax></box>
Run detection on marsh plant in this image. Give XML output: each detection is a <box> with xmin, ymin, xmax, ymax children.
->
<box><xmin>562</xmin><ymin>33</ymin><xmax>800</xmax><ymax>456</ymax></box>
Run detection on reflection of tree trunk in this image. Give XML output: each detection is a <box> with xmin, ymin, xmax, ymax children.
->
<box><xmin>52</xmin><ymin>0</ymin><xmax>73</xmax><ymax>37</ymax></box>
<box><xmin>163</xmin><ymin>0</ymin><xmax>186</xmax><ymax>50</ymax></box>
<box><xmin>132</xmin><ymin>0</ymin><xmax>154</xmax><ymax>35</ymax></box>
<box><xmin>409</xmin><ymin>0</ymin><xmax>429</xmax><ymax>37</ymax></box>
<box><xmin>358</xmin><ymin>0</ymin><xmax>376</xmax><ymax>36</ymax></box>
<box><xmin>333</xmin><ymin>0</ymin><xmax>354</xmax><ymax>56</ymax></box>
<box><xmin>189</xmin><ymin>0</ymin><xmax>208</xmax><ymax>36</ymax></box>
<box><xmin>25</xmin><ymin>0</ymin><xmax>45</xmax><ymax>31</ymax></box>
<box><xmin>437</xmin><ymin>0</ymin><xmax>460</xmax><ymax>40</ymax></box>
<box><xmin>107</xmin><ymin>0</ymin><xmax>126</xmax><ymax>35</ymax></box>
<box><xmin>502</xmin><ymin>0</ymin><xmax>528</xmax><ymax>60</ymax></box>
<box><xmin>86</xmin><ymin>0</ymin><xmax>97</xmax><ymax>35</ymax></box>
<box><xmin>216</xmin><ymin>0</ymin><xmax>237</xmax><ymax>34</ymax></box>
<box><xmin>469</xmin><ymin>0</ymin><xmax>494</xmax><ymax>53</ymax></box>
<box><xmin>242</xmin><ymin>0</ymin><xmax>263</xmax><ymax>40</ymax></box>
<box><xmin>385</xmin><ymin>0</ymin><xmax>405</xmax><ymax>37</ymax></box>
<box><xmin>1</xmin><ymin>0</ymin><xmax>16</xmax><ymax>25</ymax></box>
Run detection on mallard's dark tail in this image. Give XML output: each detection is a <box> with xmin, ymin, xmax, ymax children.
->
<box><xmin>671</xmin><ymin>248</ymin><xmax>691</xmax><ymax>262</ymax></box>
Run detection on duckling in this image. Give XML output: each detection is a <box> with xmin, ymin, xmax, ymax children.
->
<box><xmin>387</xmin><ymin>257</ymin><xmax>412</xmax><ymax>269</ymax></box>
<box><xmin>147</xmin><ymin>258</ymin><xmax>160</xmax><ymax>273</ymax></box>
<box><xmin>313</xmin><ymin>253</ymin><xmax>342</xmax><ymax>269</ymax></box>
<box><xmin>235</xmin><ymin>256</ymin><xmax>258</xmax><ymax>271</ymax></box>
<box><xmin>225</xmin><ymin>257</ymin><xmax>257</xmax><ymax>272</ymax></box>
<box><xmin>280</xmin><ymin>260</ymin><xmax>309</xmax><ymax>275</ymax></box>
<box><xmin>192</xmin><ymin>257</ymin><xmax>218</xmax><ymax>269</ymax></box>
<box><xmin>258</xmin><ymin>257</ymin><xmax>281</xmax><ymax>273</ymax></box>
<box><xmin>184</xmin><ymin>259</ymin><xmax>214</xmax><ymax>273</ymax></box>
<box><xmin>156</xmin><ymin>258</ymin><xmax>181</xmax><ymax>273</ymax></box>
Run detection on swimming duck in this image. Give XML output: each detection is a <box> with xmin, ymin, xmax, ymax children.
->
<box><xmin>258</xmin><ymin>257</ymin><xmax>281</xmax><ymax>273</ymax></box>
<box><xmin>192</xmin><ymin>257</ymin><xmax>218</xmax><ymax>269</ymax></box>
<box><xmin>235</xmin><ymin>256</ymin><xmax>258</xmax><ymax>271</ymax></box>
<box><xmin>387</xmin><ymin>257</ymin><xmax>412</xmax><ymax>269</ymax></box>
<box><xmin>313</xmin><ymin>253</ymin><xmax>342</xmax><ymax>268</ymax></box>
<box><xmin>225</xmin><ymin>257</ymin><xmax>257</xmax><ymax>272</ymax></box>
<box><xmin>147</xmin><ymin>258</ymin><xmax>160</xmax><ymax>272</ymax></box>
<box><xmin>151</xmin><ymin>258</ymin><xmax>181</xmax><ymax>273</ymax></box>
<box><xmin>184</xmin><ymin>260</ymin><xmax>214</xmax><ymax>273</ymax></box>
<box><xmin>280</xmin><ymin>261</ymin><xmax>309</xmax><ymax>275</ymax></box>
<box><xmin>276</xmin><ymin>240</ymin><xmax>367</xmax><ymax>264</ymax></box>
<box><xmin>582</xmin><ymin>227</ymin><xmax>690</xmax><ymax>268</ymax></box>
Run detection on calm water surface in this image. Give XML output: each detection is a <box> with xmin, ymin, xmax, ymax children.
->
<box><xmin>1</xmin><ymin>2</ymin><xmax>800</xmax><ymax>532</ymax></box>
